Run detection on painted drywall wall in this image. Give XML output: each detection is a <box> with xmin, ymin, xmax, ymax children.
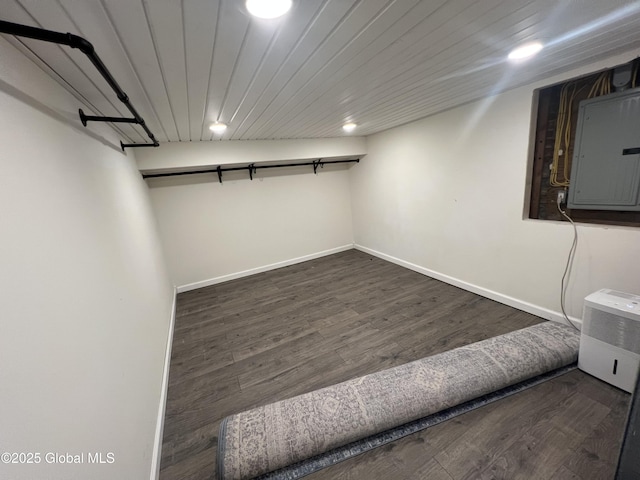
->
<box><xmin>351</xmin><ymin>49</ymin><xmax>640</xmax><ymax>325</ymax></box>
<box><xmin>0</xmin><ymin>37</ymin><xmax>173</xmax><ymax>480</ymax></box>
<box><xmin>146</xmin><ymin>154</ymin><xmax>355</xmax><ymax>290</ymax></box>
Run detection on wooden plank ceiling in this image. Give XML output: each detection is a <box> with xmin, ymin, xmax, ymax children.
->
<box><xmin>2</xmin><ymin>0</ymin><xmax>640</xmax><ymax>144</ymax></box>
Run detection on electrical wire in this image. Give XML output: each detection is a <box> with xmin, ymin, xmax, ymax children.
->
<box><xmin>550</xmin><ymin>84</ymin><xmax>570</xmax><ymax>187</ymax></box>
<box><xmin>550</xmin><ymin>72</ymin><xmax>610</xmax><ymax>188</ymax></box>
<box><xmin>556</xmin><ymin>196</ymin><xmax>580</xmax><ymax>331</ymax></box>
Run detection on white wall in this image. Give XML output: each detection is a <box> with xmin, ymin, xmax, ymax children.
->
<box><xmin>0</xmin><ymin>37</ymin><xmax>173</xmax><ymax>480</ymax></box>
<box><xmin>351</xmin><ymin>49</ymin><xmax>640</xmax><ymax>325</ymax></box>
<box><xmin>146</xmin><ymin>152</ymin><xmax>355</xmax><ymax>290</ymax></box>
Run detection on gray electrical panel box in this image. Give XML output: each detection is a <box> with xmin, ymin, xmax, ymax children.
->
<box><xmin>568</xmin><ymin>88</ymin><xmax>640</xmax><ymax>211</ymax></box>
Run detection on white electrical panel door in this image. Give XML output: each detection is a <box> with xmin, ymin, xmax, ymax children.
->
<box><xmin>568</xmin><ymin>88</ymin><xmax>640</xmax><ymax>211</ymax></box>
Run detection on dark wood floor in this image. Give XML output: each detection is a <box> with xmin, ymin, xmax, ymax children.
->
<box><xmin>159</xmin><ymin>249</ymin><xmax>630</xmax><ymax>480</ymax></box>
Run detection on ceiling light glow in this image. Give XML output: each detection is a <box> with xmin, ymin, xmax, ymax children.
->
<box><xmin>246</xmin><ymin>0</ymin><xmax>292</xmax><ymax>19</ymax></box>
<box><xmin>342</xmin><ymin>122</ymin><xmax>357</xmax><ymax>132</ymax></box>
<box><xmin>209</xmin><ymin>122</ymin><xmax>227</xmax><ymax>134</ymax></box>
<box><xmin>508</xmin><ymin>42</ymin><xmax>544</xmax><ymax>61</ymax></box>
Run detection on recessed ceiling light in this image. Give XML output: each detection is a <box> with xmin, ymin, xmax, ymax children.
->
<box><xmin>508</xmin><ymin>42</ymin><xmax>544</xmax><ymax>61</ymax></box>
<box><xmin>209</xmin><ymin>122</ymin><xmax>227</xmax><ymax>134</ymax></box>
<box><xmin>246</xmin><ymin>0</ymin><xmax>292</xmax><ymax>19</ymax></box>
<box><xmin>343</xmin><ymin>122</ymin><xmax>357</xmax><ymax>132</ymax></box>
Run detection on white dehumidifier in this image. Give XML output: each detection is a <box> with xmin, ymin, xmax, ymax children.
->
<box><xmin>578</xmin><ymin>289</ymin><xmax>640</xmax><ymax>393</ymax></box>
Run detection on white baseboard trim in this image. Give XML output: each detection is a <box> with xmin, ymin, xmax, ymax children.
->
<box><xmin>176</xmin><ymin>244</ymin><xmax>355</xmax><ymax>293</ymax></box>
<box><xmin>150</xmin><ymin>288</ymin><xmax>177</xmax><ymax>480</ymax></box>
<box><xmin>354</xmin><ymin>244</ymin><xmax>582</xmax><ymax>330</ymax></box>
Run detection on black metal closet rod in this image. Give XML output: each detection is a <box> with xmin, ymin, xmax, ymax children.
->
<box><xmin>142</xmin><ymin>158</ymin><xmax>360</xmax><ymax>183</ymax></box>
<box><xmin>0</xmin><ymin>19</ymin><xmax>159</xmax><ymax>149</ymax></box>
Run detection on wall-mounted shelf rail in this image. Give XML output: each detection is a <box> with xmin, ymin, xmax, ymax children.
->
<box><xmin>142</xmin><ymin>158</ymin><xmax>360</xmax><ymax>183</ymax></box>
<box><xmin>0</xmin><ymin>19</ymin><xmax>159</xmax><ymax>150</ymax></box>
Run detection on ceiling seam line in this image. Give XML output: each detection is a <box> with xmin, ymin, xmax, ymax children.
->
<box><xmin>98</xmin><ymin>0</ymin><xmax>170</xmax><ymax>142</ymax></box>
<box><xmin>198</xmin><ymin>0</ymin><xmax>223</xmax><ymax>141</ymax></box>
<box><xmin>141</xmin><ymin>0</ymin><xmax>182</xmax><ymax>141</ymax></box>
<box><xmin>212</xmin><ymin>21</ymin><xmax>252</xmax><ymax>140</ymax></box>
<box><xmin>227</xmin><ymin>25</ymin><xmax>282</xmax><ymax>137</ymax></box>
<box><xmin>180</xmin><ymin>0</ymin><xmax>191</xmax><ymax>141</ymax></box>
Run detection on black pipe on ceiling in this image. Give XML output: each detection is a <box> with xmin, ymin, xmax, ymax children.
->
<box><xmin>0</xmin><ymin>19</ymin><xmax>159</xmax><ymax>149</ymax></box>
<box><xmin>142</xmin><ymin>158</ymin><xmax>360</xmax><ymax>183</ymax></box>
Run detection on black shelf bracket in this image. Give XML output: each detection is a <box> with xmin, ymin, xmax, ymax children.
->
<box><xmin>0</xmin><ymin>20</ymin><xmax>159</xmax><ymax>149</ymax></box>
<box><xmin>79</xmin><ymin>109</ymin><xmax>138</xmax><ymax>127</ymax></box>
<box><xmin>142</xmin><ymin>158</ymin><xmax>360</xmax><ymax>183</ymax></box>
<box><xmin>120</xmin><ymin>141</ymin><xmax>158</xmax><ymax>150</ymax></box>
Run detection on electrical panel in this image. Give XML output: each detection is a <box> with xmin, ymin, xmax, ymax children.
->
<box><xmin>568</xmin><ymin>88</ymin><xmax>640</xmax><ymax>211</ymax></box>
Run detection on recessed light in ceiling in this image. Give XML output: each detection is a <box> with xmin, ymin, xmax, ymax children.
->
<box><xmin>246</xmin><ymin>0</ymin><xmax>292</xmax><ymax>19</ymax></box>
<box><xmin>508</xmin><ymin>42</ymin><xmax>544</xmax><ymax>61</ymax></box>
<box><xmin>209</xmin><ymin>122</ymin><xmax>227</xmax><ymax>134</ymax></box>
<box><xmin>342</xmin><ymin>122</ymin><xmax>357</xmax><ymax>133</ymax></box>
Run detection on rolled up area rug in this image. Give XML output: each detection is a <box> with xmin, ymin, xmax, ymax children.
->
<box><xmin>218</xmin><ymin>321</ymin><xmax>579</xmax><ymax>480</ymax></box>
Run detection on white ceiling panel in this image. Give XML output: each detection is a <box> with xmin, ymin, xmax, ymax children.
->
<box><xmin>142</xmin><ymin>0</ymin><xmax>190</xmax><ymax>141</ymax></box>
<box><xmin>2</xmin><ymin>0</ymin><xmax>640</xmax><ymax>144</ymax></box>
<box><xmin>199</xmin><ymin>0</ymin><xmax>251</xmax><ymax>140</ymax></box>
<box><xmin>183</xmin><ymin>0</ymin><xmax>219</xmax><ymax>141</ymax></box>
<box><xmin>100</xmin><ymin>0</ymin><xmax>180</xmax><ymax>142</ymax></box>
<box><xmin>245</xmin><ymin>0</ymin><xmax>399</xmax><ymax>139</ymax></box>
<box><xmin>231</xmin><ymin>0</ymin><xmax>360</xmax><ymax>139</ymax></box>
<box><xmin>258</xmin><ymin>0</ymin><xmax>450</xmax><ymax>137</ymax></box>
<box><xmin>222</xmin><ymin>1</ymin><xmax>331</xmax><ymax>138</ymax></box>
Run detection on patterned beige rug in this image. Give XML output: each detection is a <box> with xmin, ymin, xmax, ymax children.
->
<box><xmin>218</xmin><ymin>321</ymin><xmax>579</xmax><ymax>480</ymax></box>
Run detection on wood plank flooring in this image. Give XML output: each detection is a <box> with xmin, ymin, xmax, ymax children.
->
<box><xmin>159</xmin><ymin>249</ymin><xmax>630</xmax><ymax>480</ymax></box>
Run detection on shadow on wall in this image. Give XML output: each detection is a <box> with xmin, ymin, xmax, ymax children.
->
<box><xmin>0</xmin><ymin>77</ymin><xmax>124</xmax><ymax>153</ymax></box>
